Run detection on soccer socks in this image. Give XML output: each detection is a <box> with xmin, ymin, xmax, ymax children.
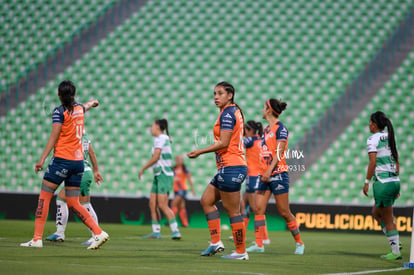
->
<box><xmin>179</xmin><ymin>209</ymin><xmax>189</xmax><ymax>227</ymax></box>
<box><xmin>65</xmin><ymin>190</ymin><xmax>102</xmax><ymax>236</ymax></box>
<box><xmin>386</xmin><ymin>230</ymin><xmax>400</xmax><ymax>255</ymax></box>
<box><xmin>254</xmin><ymin>215</ymin><xmax>266</xmax><ymax>247</ymax></box>
<box><xmin>82</xmin><ymin>202</ymin><xmax>99</xmax><ymax>223</ymax></box>
<box><xmin>33</xmin><ymin>185</ymin><xmax>55</xmax><ymax>241</ymax></box>
<box><xmin>169</xmin><ymin>219</ymin><xmax>179</xmax><ymax>233</ymax></box>
<box><xmin>287</xmin><ymin>220</ymin><xmax>303</xmax><ymax>245</ymax></box>
<box><xmin>380</xmin><ymin>222</ymin><xmax>387</xmax><ymax>235</ymax></box>
<box><xmin>152</xmin><ymin>220</ymin><xmax>161</xmax><ymax>233</ymax></box>
<box><xmin>206</xmin><ymin>210</ymin><xmax>221</xmax><ymax>244</ymax></box>
<box><xmin>230</xmin><ymin>215</ymin><xmax>246</xmax><ymax>254</ymax></box>
<box><xmin>56</xmin><ymin>199</ymin><xmax>68</xmax><ymax>235</ymax></box>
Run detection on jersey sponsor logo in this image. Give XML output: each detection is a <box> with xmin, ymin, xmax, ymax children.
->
<box><xmin>222</xmin><ymin>119</ymin><xmax>233</xmax><ymax>123</ymax></box>
<box><xmin>55</xmin><ymin>168</ymin><xmax>68</xmax><ymax>178</ymax></box>
<box><xmin>274</xmin><ymin>184</ymin><xmax>285</xmax><ymax>191</ymax></box>
<box><xmin>224</xmin><ymin>113</ymin><xmax>232</xmax><ymax>119</ymax></box>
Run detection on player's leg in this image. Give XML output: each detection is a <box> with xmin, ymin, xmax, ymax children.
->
<box><xmin>220</xmin><ymin>166</ymin><xmax>248</xmax><ymax>260</ymax></box>
<box><xmin>200</xmin><ymin>182</ymin><xmax>224</xmax><ymax>256</ymax></box>
<box><xmin>64</xmin><ymin>162</ymin><xmax>108</xmax><ymax>249</ymax></box>
<box><xmin>46</xmin><ymin>186</ymin><xmax>67</xmax><ymax>242</ymax></box>
<box><xmin>21</xmin><ymin>179</ymin><xmax>58</xmax><ymax>247</ymax></box>
<box><xmin>157</xmin><ymin>192</ymin><xmax>181</xmax><ymax>239</ymax></box>
<box><xmin>274</xmin><ymin>192</ymin><xmax>304</xmax><ymax>254</ymax></box>
<box><xmin>79</xmin><ymin>170</ymin><xmax>98</xmax><ymax>245</ymax></box>
<box><xmin>377</xmin><ymin>180</ymin><xmax>401</xmax><ymax>259</ymax></box>
<box><xmin>240</xmin><ymin>192</ymin><xmax>249</xmax><ymax>228</ymax></box>
<box><xmin>155</xmin><ymin>173</ymin><xmax>180</xmax><ymax>239</ymax></box>
<box><xmin>380</xmin><ymin>206</ymin><xmax>401</xmax><ymax>259</ymax></box>
<box><xmin>246</xmin><ymin>189</ymin><xmax>271</xmax><ymax>252</ymax></box>
<box><xmin>178</xmin><ymin>191</ymin><xmax>189</xmax><ymax>227</ymax></box>
<box><xmin>171</xmin><ymin>194</ymin><xmax>180</xmax><ymax>217</ymax></box>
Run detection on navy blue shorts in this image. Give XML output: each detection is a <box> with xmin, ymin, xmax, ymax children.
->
<box><xmin>257</xmin><ymin>172</ymin><xmax>289</xmax><ymax>195</ymax></box>
<box><xmin>175</xmin><ymin>190</ymin><xmax>187</xmax><ymax>199</ymax></box>
<box><xmin>245</xmin><ymin>176</ymin><xmax>259</xmax><ymax>193</ymax></box>
<box><xmin>210</xmin><ymin>165</ymin><xmax>247</xmax><ymax>192</ymax></box>
<box><xmin>44</xmin><ymin>157</ymin><xmax>84</xmax><ymax>187</ymax></box>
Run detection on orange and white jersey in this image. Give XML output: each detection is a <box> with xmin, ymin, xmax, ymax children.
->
<box><xmin>213</xmin><ymin>104</ymin><xmax>246</xmax><ymax>169</ymax></box>
<box><xmin>260</xmin><ymin>120</ymin><xmax>289</xmax><ymax>175</ymax></box>
<box><xmin>244</xmin><ymin>135</ymin><xmax>261</xmax><ymax>177</ymax></box>
<box><xmin>52</xmin><ymin>103</ymin><xmax>85</xmax><ymax>161</ymax></box>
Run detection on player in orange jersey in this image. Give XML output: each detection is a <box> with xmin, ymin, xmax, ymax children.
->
<box><xmin>188</xmin><ymin>81</ymin><xmax>248</xmax><ymax>260</ymax></box>
<box><xmin>171</xmin><ymin>155</ymin><xmax>196</xmax><ymax>227</ymax></box>
<box><xmin>20</xmin><ymin>80</ymin><xmax>108</xmax><ymax>250</ymax></box>
<box><xmin>246</xmin><ymin>98</ymin><xmax>304</xmax><ymax>255</ymax></box>
<box><xmin>241</xmin><ymin>120</ymin><xmax>270</xmax><ymax>244</ymax></box>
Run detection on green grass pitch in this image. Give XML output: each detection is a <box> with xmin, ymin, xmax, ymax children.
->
<box><xmin>0</xmin><ymin>220</ymin><xmax>412</xmax><ymax>275</ymax></box>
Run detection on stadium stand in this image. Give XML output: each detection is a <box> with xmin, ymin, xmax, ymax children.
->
<box><xmin>292</xmin><ymin>50</ymin><xmax>414</xmax><ymax>205</ymax></box>
<box><xmin>0</xmin><ymin>0</ymin><xmax>413</xmax><ymax>198</ymax></box>
<box><xmin>0</xmin><ymin>0</ymin><xmax>119</xmax><ymax>91</ymax></box>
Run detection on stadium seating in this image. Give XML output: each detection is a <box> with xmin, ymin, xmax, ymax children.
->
<box><xmin>0</xmin><ymin>0</ymin><xmax>119</xmax><ymax>91</ymax></box>
<box><xmin>0</xmin><ymin>0</ymin><xmax>413</xmax><ymax>198</ymax></box>
<box><xmin>291</xmin><ymin>50</ymin><xmax>414</xmax><ymax>205</ymax></box>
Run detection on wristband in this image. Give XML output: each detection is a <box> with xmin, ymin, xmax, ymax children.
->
<box><xmin>364</xmin><ymin>179</ymin><xmax>370</xmax><ymax>184</ymax></box>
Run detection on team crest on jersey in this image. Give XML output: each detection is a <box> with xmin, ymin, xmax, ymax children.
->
<box><xmin>269</xmin><ymin>133</ymin><xmax>274</xmax><ymax>138</ymax></box>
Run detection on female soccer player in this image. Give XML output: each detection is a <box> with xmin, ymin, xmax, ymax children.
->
<box><xmin>20</xmin><ymin>80</ymin><xmax>109</xmax><ymax>249</ymax></box>
<box><xmin>46</xmin><ymin>130</ymin><xmax>104</xmax><ymax>245</ymax></box>
<box><xmin>246</xmin><ymin>98</ymin><xmax>304</xmax><ymax>255</ymax></box>
<box><xmin>171</xmin><ymin>155</ymin><xmax>196</xmax><ymax>227</ymax></box>
<box><xmin>363</xmin><ymin>111</ymin><xmax>401</xmax><ymax>260</ymax></box>
<box><xmin>139</xmin><ymin>119</ymin><xmax>181</xmax><ymax>240</ymax></box>
<box><xmin>241</xmin><ymin>120</ymin><xmax>269</xmax><ymax>244</ymax></box>
<box><xmin>187</xmin><ymin>81</ymin><xmax>248</xmax><ymax>260</ymax></box>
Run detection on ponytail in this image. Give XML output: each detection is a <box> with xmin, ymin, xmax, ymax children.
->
<box><xmin>245</xmin><ymin>120</ymin><xmax>263</xmax><ymax>136</ymax></box>
<box><xmin>370</xmin><ymin>111</ymin><xmax>399</xmax><ymax>162</ymax></box>
<box><xmin>385</xmin><ymin>118</ymin><xmax>399</xmax><ymax>162</ymax></box>
<box><xmin>58</xmin><ymin>80</ymin><xmax>76</xmax><ymax>113</ymax></box>
<box><xmin>267</xmin><ymin>98</ymin><xmax>287</xmax><ymax>118</ymax></box>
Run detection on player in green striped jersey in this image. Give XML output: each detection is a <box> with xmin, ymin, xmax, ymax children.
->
<box><xmin>363</xmin><ymin>111</ymin><xmax>401</xmax><ymax>260</ymax></box>
<box><xmin>139</xmin><ymin>119</ymin><xmax>181</xmax><ymax>240</ymax></box>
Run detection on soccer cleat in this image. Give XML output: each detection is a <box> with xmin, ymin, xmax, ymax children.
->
<box><xmin>81</xmin><ymin>237</ymin><xmax>94</xmax><ymax>246</ymax></box>
<box><xmin>381</xmin><ymin>252</ymin><xmax>402</xmax><ymax>260</ymax></box>
<box><xmin>221</xmin><ymin>251</ymin><xmax>249</xmax><ymax>260</ymax></box>
<box><xmin>46</xmin><ymin>233</ymin><xmax>65</xmax><ymax>242</ymax></box>
<box><xmin>172</xmin><ymin>231</ymin><xmax>181</xmax><ymax>240</ymax></box>
<box><xmin>87</xmin><ymin>231</ymin><xmax>109</xmax><ymax>250</ymax></box>
<box><xmin>263</xmin><ymin>239</ymin><xmax>271</xmax><ymax>245</ymax></box>
<box><xmin>20</xmin><ymin>239</ymin><xmax>43</xmax><ymax>248</ymax></box>
<box><xmin>142</xmin><ymin>232</ymin><xmax>161</xmax><ymax>239</ymax></box>
<box><xmin>246</xmin><ymin>242</ymin><xmax>264</xmax><ymax>252</ymax></box>
<box><xmin>200</xmin><ymin>240</ymin><xmax>225</xmax><ymax>256</ymax></box>
<box><xmin>295</xmin><ymin>242</ymin><xmax>305</xmax><ymax>255</ymax></box>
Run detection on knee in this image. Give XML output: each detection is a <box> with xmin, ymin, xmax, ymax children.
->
<box><xmin>254</xmin><ymin>205</ymin><xmax>265</xmax><ymax>215</ymax></box>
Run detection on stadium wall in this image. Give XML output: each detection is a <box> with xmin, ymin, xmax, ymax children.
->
<box><xmin>1</xmin><ymin>193</ymin><xmax>412</xmax><ymax>235</ymax></box>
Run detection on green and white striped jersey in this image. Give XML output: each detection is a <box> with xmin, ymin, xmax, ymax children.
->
<box><xmin>152</xmin><ymin>134</ymin><xmax>173</xmax><ymax>176</ymax></box>
<box><xmin>366</xmin><ymin>131</ymin><xmax>399</xmax><ymax>183</ymax></box>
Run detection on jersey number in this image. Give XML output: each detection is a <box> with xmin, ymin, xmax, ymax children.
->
<box><xmin>76</xmin><ymin>125</ymin><xmax>83</xmax><ymax>144</ymax></box>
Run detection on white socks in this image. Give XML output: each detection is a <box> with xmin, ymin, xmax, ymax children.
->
<box><xmin>56</xmin><ymin>199</ymin><xmax>68</xmax><ymax>235</ymax></box>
